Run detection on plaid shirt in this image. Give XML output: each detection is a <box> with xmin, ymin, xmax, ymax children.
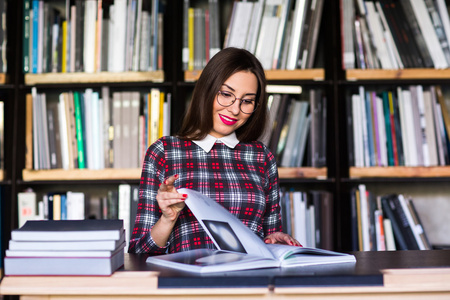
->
<box><xmin>128</xmin><ymin>136</ymin><xmax>282</xmax><ymax>254</ymax></box>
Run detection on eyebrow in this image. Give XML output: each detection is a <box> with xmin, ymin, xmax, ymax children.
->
<box><xmin>222</xmin><ymin>84</ymin><xmax>257</xmax><ymax>96</ymax></box>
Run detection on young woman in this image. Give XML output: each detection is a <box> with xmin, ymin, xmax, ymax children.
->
<box><xmin>129</xmin><ymin>47</ymin><xmax>301</xmax><ymax>255</ymax></box>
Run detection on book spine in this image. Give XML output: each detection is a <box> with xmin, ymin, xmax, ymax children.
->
<box><xmin>73</xmin><ymin>91</ymin><xmax>85</xmax><ymax>169</ymax></box>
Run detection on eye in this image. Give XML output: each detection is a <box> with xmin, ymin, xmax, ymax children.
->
<box><xmin>241</xmin><ymin>98</ymin><xmax>255</xmax><ymax>105</ymax></box>
<box><xmin>220</xmin><ymin>91</ymin><xmax>233</xmax><ymax>98</ymax></box>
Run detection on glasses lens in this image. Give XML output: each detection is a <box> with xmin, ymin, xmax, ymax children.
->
<box><xmin>217</xmin><ymin>91</ymin><xmax>234</xmax><ymax>107</ymax></box>
<box><xmin>240</xmin><ymin>100</ymin><xmax>256</xmax><ymax>114</ymax></box>
<box><xmin>217</xmin><ymin>91</ymin><xmax>257</xmax><ymax>114</ymax></box>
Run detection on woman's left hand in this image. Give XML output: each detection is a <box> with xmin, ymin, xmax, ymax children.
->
<box><xmin>264</xmin><ymin>232</ymin><xmax>302</xmax><ymax>247</ymax></box>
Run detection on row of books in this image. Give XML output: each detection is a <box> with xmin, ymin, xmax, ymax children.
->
<box><xmin>341</xmin><ymin>0</ymin><xmax>450</xmax><ymax>69</ymax></box>
<box><xmin>262</xmin><ymin>88</ymin><xmax>327</xmax><ymax>168</ymax></box>
<box><xmin>23</xmin><ymin>0</ymin><xmax>163</xmax><ymax>74</ymax></box>
<box><xmin>183</xmin><ymin>0</ymin><xmax>324</xmax><ymax>71</ymax></box>
<box><xmin>0</xmin><ymin>0</ymin><xmax>6</xmax><ymax>73</ymax></box>
<box><xmin>279</xmin><ymin>189</ymin><xmax>333</xmax><ymax>250</ymax></box>
<box><xmin>18</xmin><ymin>184</ymin><xmax>139</xmax><ymax>248</ymax></box>
<box><xmin>28</xmin><ymin>87</ymin><xmax>170</xmax><ymax>171</ymax></box>
<box><xmin>348</xmin><ymin>85</ymin><xmax>450</xmax><ymax>168</ymax></box>
<box><xmin>351</xmin><ymin>184</ymin><xmax>431</xmax><ymax>251</ymax></box>
<box><xmin>4</xmin><ymin>219</ymin><xmax>125</xmax><ymax>275</ymax></box>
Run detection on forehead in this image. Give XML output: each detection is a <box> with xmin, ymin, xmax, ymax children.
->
<box><xmin>222</xmin><ymin>71</ymin><xmax>258</xmax><ymax>93</ymax></box>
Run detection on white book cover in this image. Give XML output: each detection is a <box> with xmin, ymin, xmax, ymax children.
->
<box><xmin>84</xmin><ymin>89</ymin><xmax>94</xmax><ymax>169</ymax></box>
<box><xmin>83</xmin><ymin>0</ymin><xmax>97</xmax><ymax>73</ymax></box>
<box><xmin>286</xmin><ymin>0</ymin><xmax>307</xmax><ymax>70</ymax></box>
<box><xmin>402</xmin><ymin>89</ymin><xmax>419</xmax><ymax>166</ymax></box>
<box><xmin>341</xmin><ymin>0</ymin><xmax>356</xmax><ymax>69</ymax></box>
<box><xmin>66</xmin><ymin>191</ymin><xmax>85</xmax><ymax>220</ymax></box>
<box><xmin>423</xmin><ymin>89</ymin><xmax>438</xmax><ymax>166</ymax></box>
<box><xmin>118</xmin><ymin>184</ymin><xmax>131</xmax><ymax>248</ymax></box>
<box><xmin>430</xmin><ymin>86</ymin><xmax>446</xmax><ymax>165</ymax></box>
<box><xmin>130</xmin><ymin>92</ymin><xmax>141</xmax><ymax>168</ymax></box>
<box><xmin>245</xmin><ymin>0</ymin><xmax>265</xmax><ymax>53</ymax></box>
<box><xmin>359</xmin><ymin>87</ymin><xmax>370</xmax><ymax>167</ymax></box>
<box><xmin>271</xmin><ymin>0</ymin><xmax>291</xmax><ymax>69</ymax></box>
<box><xmin>358</xmin><ymin>184</ymin><xmax>370</xmax><ymax>251</ymax></box>
<box><xmin>110</xmin><ymin>0</ymin><xmax>127</xmax><ymax>72</ymax></box>
<box><xmin>352</xmin><ymin>94</ymin><xmax>364</xmax><ymax>167</ymax></box>
<box><xmin>436</xmin><ymin>0</ymin><xmax>450</xmax><ymax>59</ymax></box>
<box><xmin>415</xmin><ymin>85</ymin><xmax>431</xmax><ymax>166</ymax></box>
<box><xmin>397</xmin><ymin>87</ymin><xmax>411</xmax><ymax>166</ymax></box>
<box><xmin>58</xmin><ymin>93</ymin><xmax>70</xmax><ymax>170</ymax></box>
<box><xmin>255</xmin><ymin>6</ymin><xmax>280</xmax><ymax>69</ymax></box>
<box><xmin>375</xmin><ymin>1</ymin><xmax>403</xmax><ymax>69</ymax></box>
<box><xmin>364</xmin><ymin>2</ymin><xmax>394</xmax><ymax>69</ymax></box>
<box><xmin>383</xmin><ymin>218</ymin><xmax>397</xmax><ymax>251</ymax></box>
<box><xmin>280</xmin><ymin>101</ymin><xmax>303</xmax><ymax>167</ymax></box>
<box><xmin>146</xmin><ymin>189</ymin><xmax>356</xmax><ymax>273</ymax></box>
<box><xmin>226</xmin><ymin>2</ymin><xmax>254</xmax><ymax>49</ymax></box>
<box><xmin>409</xmin><ymin>0</ymin><xmax>448</xmax><ymax>68</ymax></box>
<box><xmin>292</xmin><ymin>191</ymin><xmax>306</xmax><ymax>245</ymax></box>
<box><xmin>17</xmin><ymin>191</ymin><xmax>37</xmax><ymax>228</ymax></box>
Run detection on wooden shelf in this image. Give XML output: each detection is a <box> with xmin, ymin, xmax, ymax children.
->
<box><xmin>278</xmin><ymin>167</ymin><xmax>327</xmax><ymax>179</ymax></box>
<box><xmin>24</xmin><ymin>71</ymin><xmax>165</xmax><ymax>85</ymax></box>
<box><xmin>22</xmin><ymin>167</ymin><xmax>327</xmax><ymax>181</ymax></box>
<box><xmin>185</xmin><ymin>69</ymin><xmax>325</xmax><ymax>82</ymax></box>
<box><xmin>22</xmin><ymin>168</ymin><xmax>142</xmax><ymax>182</ymax></box>
<box><xmin>0</xmin><ymin>73</ymin><xmax>7</xmax><ymax>84</ymax></box>
<box><xmin>349</xmin><ymin>166</ymin><xmax>450</xmax><ymax>178</ymax></box>
<box><xmin>346</xmin><ymin>68</ymin><xmax>450</xmax><ymax>81</ymax></box>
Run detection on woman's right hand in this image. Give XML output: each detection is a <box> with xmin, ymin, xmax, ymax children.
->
<box><xmin>156</xmin><ymin>174</ymin><xmax>187</xmax><ymax>222</ymax></box>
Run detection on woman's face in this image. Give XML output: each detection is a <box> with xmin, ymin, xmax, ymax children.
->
<box><xmin>209</xmin><ymin>71</ymin><xmax>258</xmax><ymax>138</ymax></box>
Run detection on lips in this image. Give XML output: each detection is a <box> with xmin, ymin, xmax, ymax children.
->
<box><xmin>219</xmin><ymin>114</ymin><xmax>237</xmax><ymax>126</ymax></box>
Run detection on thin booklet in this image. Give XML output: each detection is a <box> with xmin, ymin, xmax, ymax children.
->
<box><xmin>146</xmin><ymin>188</ymin><xmax>356</xmax><ymax>273</ymax></box>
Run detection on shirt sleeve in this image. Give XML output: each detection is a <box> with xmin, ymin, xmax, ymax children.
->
<box><xmin>128</xmin><ymin>139</ymin><xmax>168</xmax><ymax>254</ymax></box>
<box><xmin>261</xmin><ymin>144</ymin><xmax>283</xmax><ymax>237</ymax></box>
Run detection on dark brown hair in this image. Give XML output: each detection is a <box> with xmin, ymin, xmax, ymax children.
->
<box><xmin>177</xmin><ymin>47</ymin><xmax>268</xmax><ymax>142</ymax></box>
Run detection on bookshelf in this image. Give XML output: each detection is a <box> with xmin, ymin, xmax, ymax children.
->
<box><xmin>1</xmin><ymin>0</ymin><xmax>450</xmax><ymax>260</ymax></box>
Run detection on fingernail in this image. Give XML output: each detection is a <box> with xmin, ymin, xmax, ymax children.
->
<box><xmin>182</xmin><ymin>194</ymin><xmax>188</xmax><ymax>198</ymax></box>
<box><xmin>174</xmin><ymin>174</ymin><xmax>179</xmax><ymax>178</ymax></box>
<box><xmin>164</xmin><ymin>180</ymin><xmax>168</xmax><ymax>185</ymax></box>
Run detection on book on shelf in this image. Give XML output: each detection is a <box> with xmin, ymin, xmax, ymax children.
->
<box><xmin>381</xmin><ymin>194</ymin><xmax>420</xmax><ymax>250</ymax></box>
<box><xmin>23</xmin><ymin>0</ymin><xmax>164</xmax><ymax>74</ymax></box>
<box><xmin>347</xmin><ymin>85</ymin><xmax>450</xmax><ymax>167</ymax></box>
<box><xmin>146</xmin><ymin>188</ymin><xmax>354</xmax><ymax>273</ymax></box>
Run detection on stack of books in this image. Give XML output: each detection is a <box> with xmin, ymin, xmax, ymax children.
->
<box><xmin>4</xmin><ymin>219</ymin><xmax>125</xmax><ymax>276</ymax></box>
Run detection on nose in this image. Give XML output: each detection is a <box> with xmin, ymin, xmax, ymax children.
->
<box><xmin>227</xmin><ymin>99</ymin><xmax>241</xmax><ymax>115</ymax></box>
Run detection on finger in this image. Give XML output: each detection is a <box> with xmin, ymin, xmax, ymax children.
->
<box><xmin>156</xmin><ymin>192</ymin><xmax>188</xmax><ymax>201</ymax></box>
<box><xmin>159</xmin><ymin>174</ymin><xmax>179</xmax><ymax>192</ymax></box>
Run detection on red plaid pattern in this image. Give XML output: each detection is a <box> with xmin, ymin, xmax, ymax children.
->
<box><xmin>128</xmin><ymin>136</ymin><xmax>282</xmax><ymax>254</ymax></box>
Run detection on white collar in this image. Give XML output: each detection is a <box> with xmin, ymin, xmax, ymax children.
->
<box><xmin>193</xmin><ymin>133</ymin><xmax>240</xmax><ymax>153</ymax></box>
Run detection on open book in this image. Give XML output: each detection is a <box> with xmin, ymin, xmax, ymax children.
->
<box><xmin>146</xmin><ymin>188</ymin><xmax>356</xmax><ymax>273</ymax></box>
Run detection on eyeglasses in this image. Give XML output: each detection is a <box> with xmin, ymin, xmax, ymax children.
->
<box><xmin>216</xmin><ymin>91</ymin><xmax>258</xmax><ymax>114</ymax></box>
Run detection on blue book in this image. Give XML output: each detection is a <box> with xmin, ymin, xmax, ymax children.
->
<box><xmin>31</xmin><ymin>0</ymin><xmax>39</xmax><ymax>73</ymax></box>
<box><xmin>365</xmin><ymin>92</ymin><xmax>376</xmax><ymax>166</ymax></box>
<box><xmin>382</xmin><ymin>91</ymin><xmax>394</xmax><ymax>166</ymax></box>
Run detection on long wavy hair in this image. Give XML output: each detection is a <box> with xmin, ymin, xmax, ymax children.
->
<box><xmin>177</xmin><ymin>47</ymin><xmax>268</xmax><ymax>142</ymax></box>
